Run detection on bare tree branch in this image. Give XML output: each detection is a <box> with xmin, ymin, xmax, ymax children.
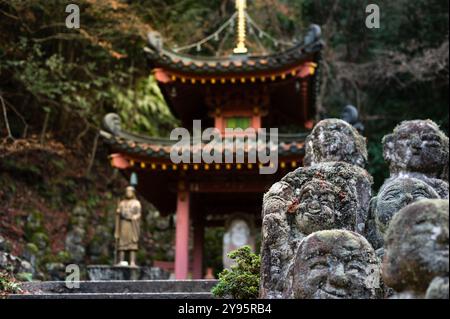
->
<box><xmin>0</xmin><ymin>92</ymin><xmax>14</xmax><ymax>141</ymax></box>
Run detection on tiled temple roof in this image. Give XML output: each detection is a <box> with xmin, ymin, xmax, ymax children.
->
<box><xmin>144</xmin><ymin>31</ymin><xmax>324</xmax><ymax>76</ymax></box>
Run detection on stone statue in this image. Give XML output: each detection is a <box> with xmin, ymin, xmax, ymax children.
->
<box><xmin>403</xmin><ymin>172</ymin><xmax>449</xmax><ymax>199</ymax></box>
<box><xmin>382</xmin><ymin>199</ymin><xmax>449</xmax><ymax>299</ymax></box>
<box><xmin>304</xmin><ymin>119</ymin><xmax>368</xmax><ymax>168</ymax></box>
<box><xmin>287</xmin><ymin>230</ymin><xmax>381</xmax><ymax>299</ymax></box>
<box><xmin>341</xmin><ymin>104</ymin><xmax>364</xmax><ymax>134</ymax></box>
<box><xmin>260</xmin><ymin>162</ymin><xmax>372</xmax><ymax>298</ymax></box>
<box><xmin>115</xmin><ymin>186</ymin><xmax>142</xmax><ymax>268</ymax></box>
<box><xmin>426</xmin><ymin>276</ymin><xmax>449</xmax><ymax>299</ymax></box>
<box><xmin>367</xmin><ymin>119</ymin><xmax>449</xmax><ymax>251</ymax></box>
<box><xmin>223</xmin><ymin>217</ymin><xmax>255</xmax><ymax>269</ymax></box>
<box><xmin>295</xmin><ymin>178</ymin><xmax>355</xmax><ymax>234</ymax></box>
<box><xmin>365</xmin><ymin>177</ymin><xmax>441</xmax><ymax>249</ymax></box>
<box><xmin>383</xmin><ymin>120</ymin><xmax>449</xmax><ymax>181</ymax></box>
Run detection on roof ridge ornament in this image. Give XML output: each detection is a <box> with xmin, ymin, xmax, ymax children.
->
<box><xmin>303</xmin><ymin>24</ymin><xmax>322</xmax><ymax>52</ymax></box>
<box><xmin>147</xmin><ymin>31</ymin><xmax>163</xmax><ymax>52</ymax></box>
<box><xmin>233</xmin><ymin>0</ymin><xmax>248</xmax><ymax>55</ymax></box>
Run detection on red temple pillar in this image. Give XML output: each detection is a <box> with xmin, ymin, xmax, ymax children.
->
<box><xmin>192</xmin><ymin>215</ymin><xmax>204</xmax><ymax>279</ymax></box>
<box><xmin>175</xmin><ymin>184</ymin><xmax>190</xmax><ymax>279</ymax></box>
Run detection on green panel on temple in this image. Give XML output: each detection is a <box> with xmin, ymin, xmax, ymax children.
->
<box><xmin>226</xmin><ymin>117</ymin><xmax>251</xmax><ymax>129</ymax></box>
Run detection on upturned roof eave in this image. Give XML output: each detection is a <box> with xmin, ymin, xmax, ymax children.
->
<box><xmin>144</xmin><ymin>40</ymin><xmax>324</xmax><ymax>76</ymax></box>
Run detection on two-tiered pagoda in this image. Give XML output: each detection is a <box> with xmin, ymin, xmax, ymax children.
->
<box><xmin>101</xmin><ymin>1</ymin><xmax>323</xmax><ymax>279</ymax></box>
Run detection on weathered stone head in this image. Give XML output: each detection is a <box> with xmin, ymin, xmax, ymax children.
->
<box><xmin>383</xmin><ymin>199</ymin><xmax>449</xmax><ymax>298</ymax></box>
<box><xmin>373</xmin><ymin>177</ymin><xmax>440</xmax><ymax>236</ymax></box>
<box><xmin>125</xmin><ymin>186</ymin><xmax>136</xmax><ymax>199</ymax></box>
<box><xmin>304</xmin><ymin>119</ymin><xmax>368</xmax><ymax>168</ymax></box>
<box><xmin>285</xmin><ymin>162</ymin><xmax>373</xmax><ymax>235</ymax></box>
<box><xmin>383</xmin><ymin>120</ymin><xmax>449</xmax><ymax>180</ymax></box>
<box><xmin>295</xmin><ymin>178</ymin><xmax>351</xmax><ymax>234</ymax></box>
<box><xmin>292</xmin><ymin>230</ymin><xmax>380</xmax><ymax>299</ymax></box>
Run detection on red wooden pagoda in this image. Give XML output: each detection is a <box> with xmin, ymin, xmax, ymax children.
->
<box><xmin>101</xmin><ymin>2</ymin><xmax>323</xmax><ymax>279</ymax></box>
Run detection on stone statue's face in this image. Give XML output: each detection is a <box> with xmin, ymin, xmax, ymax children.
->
<box><xmin>387</xmin><ymin>122</ymin><xmax>448</xmax><ymax>173</ymax></box>
<box><xmin>375</xmin><ymin>178</ymin><xmax>439</xmax><ymax>234</ymax></box>
<box><xmin>317</xmin><ymin>128</ymin><xmax>355</xmax><ymax>160</ymax></box>
<box><xmin>304</xmin><ymin>119</ymin><xmax>367</xmax><ymax>168</ymax></box>
<box><xmin>125</xmin><ymin>187</ymin><xmax>135</xmax><ymax>199</ymax></box>
<box><xmin>295</xmin><ymin>180</ymin><xmax>340</xmax><ymax>234</ymax></box>
<box><xmin>230</xmin><ymin>220</ymin><xmax>250</xmax><ymax>247</ymax></box>
<box><xmin>293</xmin><ymin>231</ymin><xmax>379</xmax><ymax>299</ymax></box>
<box><xmin>383</xmin><ymin>200</ymin><xmax>449</xmax><ymax>293</ymax></box>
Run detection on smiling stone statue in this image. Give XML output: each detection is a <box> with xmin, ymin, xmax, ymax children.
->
<box><xmin>365</xmin><ymin>177</ymin><xmax>441</xmax><ymax>249</ymax></box>
<box><xmin>382</xmin><ymin>199</ymin><xmax>449</xmax><ymax>299</ymax></box>
<box><xmin>288</xmin><ymin>230</ymin><xmax>381</xmax><ymax>299</ymax></box>
<box><xmin>295</xmin><ymin>178</ymin><xmax>353</xmax><ymax>235</ymax></box>
<box><xmin>260</xmin><ymin>162</ymin><xmax>372</xmax><ymax>298</ymax></box>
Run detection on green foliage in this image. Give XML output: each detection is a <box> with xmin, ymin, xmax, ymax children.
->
<box><xmin>25</xmin><ymin>243</ymin><xmax>39</xmax><ymax>255</ymax></box>
<box><xmin>212</xmin><ymin>246</ymin><xmax>260</xmax><ymax>299</ymax></box>
<box><xmin>0</xmin><ymin>0</ymin><xmax>179</xmax><ymax>141</ymax></box>
<box><xmin>0</xmin><ymin>272</ymin><xmax>22</xmax><ymax>297</ymax></box>
<box><xmin>15</xmin><ymin>272</ymin><xmax>33</xmax><ymax>282</ymax></box>
<box><xmin>110</xmin><ymin>75</ymin><xmax>178</xmax><ymax>136</ymax></box>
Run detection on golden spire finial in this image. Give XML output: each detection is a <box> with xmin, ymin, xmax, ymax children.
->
<box><xmin>233</xmin><ymin>0</ymin><xmax>248</xmax><ymax>54</ymax></box>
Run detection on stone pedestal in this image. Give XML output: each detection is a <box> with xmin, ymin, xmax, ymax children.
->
<box><xmin>87</xmin><ymin>265</ymin><xmax>170</xmax><ymax>281</ymax></box>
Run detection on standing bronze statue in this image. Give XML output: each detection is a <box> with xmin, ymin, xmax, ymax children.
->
<box><xmin>114</xmin><ymin>186</ymin><xmax>141</xmax><ymax>268</ymax></box>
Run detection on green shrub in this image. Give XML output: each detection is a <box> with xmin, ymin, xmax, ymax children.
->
<box><xmin>0</xmin><ymin>272</ymin><xmax>22</xmax><ymax>298</ymax></box>
<box><xmin>211</xmin><ymin>246</ymin><xmax>260</xmax><ymax>299</ymax></box>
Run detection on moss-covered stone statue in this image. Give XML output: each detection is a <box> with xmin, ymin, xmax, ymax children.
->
<box><xmin>287</xmin><ymin>230</ymin><xmax>381</xmax><ymax>299</ymax></box>
<box><xmin>383</xmin><ymin>120</ymin><xmax>449</xmax><ymax>182</ymax></box>
<box><xmin>304</xmin><ymin>119</ymin><xmax>368</xmax><ymax>168</ymax></box>
<box><xmin>114</xmin><ymin>186</ymin><xmax>142</xmax><ymax>267</ymax></box>
<box><xmin>365</xmin><ymin>177</ymin><xmax>441</xmax><ymax>249</ymax></box>
<box><xmin>382</xmin><ymin>199</ymin><xmax>449</xmax><ymax>299</ymax></box>
<box><xmin>260</xmin><ymin>162</ymin><xmax>372</xmax><ymax>298</ymax></box>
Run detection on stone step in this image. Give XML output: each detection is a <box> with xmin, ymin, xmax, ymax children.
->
<box><xmin>9</xmin><ymin>292</ymin><xmax>214</xmax><ymax>299</ymax></box>
<box><xmin>18</xmin><ymin>280</ymin><xmax>218</xmax><ymax>294</ymax></box>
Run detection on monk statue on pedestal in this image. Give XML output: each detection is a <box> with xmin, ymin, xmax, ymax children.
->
<box><xmin>114</xmin><ymin>186</ymin><xmax>141</xmax><ymax>268</ymax></box>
